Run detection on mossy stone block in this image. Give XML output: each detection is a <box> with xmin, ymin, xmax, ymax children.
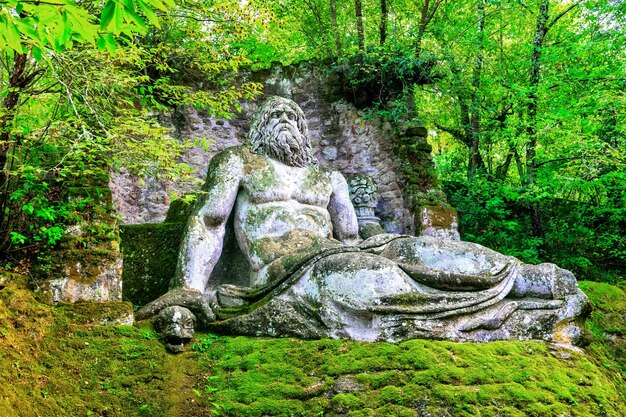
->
<box><xmin>120</xmin><ymin>222</ymin><xmax>186</xmax><ymax>306</ymax></box>
<box><xmin>164</xmin><ymin>198</ymin><xmax>195</xmax><ymax>223</ymax></box>
<box><xmin>65</xmin><ymin>186</ymin><xmax>113</xmax><ymax>206</ymax></box>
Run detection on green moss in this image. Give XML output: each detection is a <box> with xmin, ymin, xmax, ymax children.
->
<box><xmin>380</xmin><ymin>291</ymin><xmax>434</xmax><ymax>306</ymax></box>
<box><xmin>0</xmin><ymin>274</ymin><xmax>172</xmax><ymax>417</ymax></box>
<box><xmin>55</xmin><ymin>301</ymin><xmax>133</xmax><ymax>324</ymax></box>
<box><xmin>579</xmin><ymin>281</ymin><xmax>626</xmax><ymax>335</ymax></box>
<box><xmin>64</xmin><ymin>248</ymin><xmax>118</xmax><ymax>263</ymax></box>
<box><xmin>31</xmin><ymin>248</ymin><xmax>120</xmax><ymax>284</ymax></box>
<box><xmin>332</xmin><ymin>393</ymin><xmax>363</xmax><ymax>412</ymax></box>
<box><xmin>396</xmin><ymin>132</ymin><xmax>444</xmax><ymax>205</ymax></box>
<box><xmin>120</xmin><ymin>222</ymin><xmax>186</xmax><ymax>305</ymax></box>
<box><xmin>164</xmin><ymin>198</ymin><xmax>195</xmax><ymax>223</ymax></box>
<box><xmin>246</xmin><ymin>161</ymin><xmax>278</xmax><ymax>192</ymax></box>
<box><xmin>579</xmin><ymin>281</ymin><xmax>626</xmax><ymax>391</ymax></box>
<box><xmin>354</xmin><ymin>370</ymin><xmax>408</xmax><ymax>389</ymax></box>
<box><xmin>188</xmin><ymin>335</ymin><xmax>626</xmax><ymax>417</ymax></box>
<box><xmin>65</xmin><ymin>186</ymin><xmax>112</xmax><ymax>206</ymax></box>
<box><xmin>2</xmin><ymin>275</ymin><xmax>626</xmax><ymax>417</ymax></box>
<box><xmin>302</xmin><ymin>166</ymin><xmax>331</xmax><ymax>192</ymax></box>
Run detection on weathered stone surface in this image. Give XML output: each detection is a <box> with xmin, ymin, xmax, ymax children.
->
<box><xmin>348</xmin><ymin>174</ymin><xmax>385</xmax><ymax>238</ymax></box>
<box><xmin>153</xmin><ymin>306</ymin><xmax>197</xmax><ymax>353</ymax></box>
<box><xmin>136</xmin><ymin>287</ymin><xmax>215</xmax><ymax>324</ymax></box>
<box><xmin>137</xmin><ymin>97</ymin><xmax>590</xmax><ymax>349</ymax></box>
<box><xmin>35</xmin><ymin>249</ymin><xmax>123</xmax><ymax>304</ymax></box>
<box><xmin>111</xmin><ymin>63</ymin><xmax>414</xmax><ymax>234</ymax></box>
<box><xmin>416</xmin><ymin>205</ymin><xmax>460</xmax><ymax>241</ymax></box>
<box><xmin>33</xmin><ymin>184</ymin><xmax>124</xmax><ymax>304</ymax></box>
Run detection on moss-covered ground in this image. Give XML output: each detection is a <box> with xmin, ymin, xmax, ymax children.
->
<box><xmin>1</xmin><ymin>275</ymin><xmax>625</xmax><ymax>416</ymax></box>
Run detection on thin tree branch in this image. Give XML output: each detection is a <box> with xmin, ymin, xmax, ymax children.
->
<box><xmin>547</xmin><ymin>0</ymin><xmax>583</xmax><ymax>30</ymax></box>
<box><xmin>425</xmin><ymin>0</ymin><xmax>446</xmax><ymax>27</ymax></box>
<box><xmin>434</xmin><ymin>122</ymin><xmax>463</xmax><ymax>141</ymax></box>
<box><xmin>547</xmin><ymin>77</ymin><xmax>626</xmax><ymax>89</ymax></box>
<box><xmin>535</xmin><ymin>156</ymin><xmax>583</xmax><ymax>168</ymax></box>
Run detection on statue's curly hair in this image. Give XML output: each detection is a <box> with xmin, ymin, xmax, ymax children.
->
<box><xmin>247</xmin><ymin>96</ymin><xmax>317</xmax><ymax>167</ymax></box>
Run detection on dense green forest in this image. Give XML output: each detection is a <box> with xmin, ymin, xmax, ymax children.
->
<box><xmin>0</xmin><ymin>0</ymin><xmax>624</xmax><ymax>282</ymax></box>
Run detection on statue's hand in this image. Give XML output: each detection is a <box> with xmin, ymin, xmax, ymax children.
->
<box><xmin>135</xmin><ymin>288</ymin><xmax>216</xmax><ymax>326</ymax></box>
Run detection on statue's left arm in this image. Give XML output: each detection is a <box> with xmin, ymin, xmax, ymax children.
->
<box><xmin>328</xmin><ymin>171</ymin><xmax>360</xmax><ymax>244</ymax></box>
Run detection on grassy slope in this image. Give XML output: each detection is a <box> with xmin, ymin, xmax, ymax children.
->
<box><xmin>1</xmin><ymin>274</ymin><xmax>625</xmax><ymax>417</ymax></box>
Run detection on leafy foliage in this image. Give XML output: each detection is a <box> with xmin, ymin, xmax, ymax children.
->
<box><xmin>0</xmin><ymin>0</ymin><xmax>267</xmax><ymax>264</ymax></box>
<box><xmin>0</xmin><ymin>0</ymin><xmax>174</xmax><ymax>55</ymax></box>
<box><xmin>1</xmin><ymin>0</ymin><xmax>624</xmax><ymax>283</ymax></box>
<box><xmin>445</xmin><ymin>179</ymin><xmax>626</xmax><ymax>282</ymax></box>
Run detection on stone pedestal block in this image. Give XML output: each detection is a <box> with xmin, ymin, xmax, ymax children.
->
<box><xmin>36</xmin><ymin>248</ymin><xmax>123</xmax><ymax>303</ymax></box>
<box><xmin>417</xmin><ymin>205</ymin><xmax>460</xmax><ymax>241</ymax></box>
<box><xmin>34</xmin><ymin>185</ymin><xmax>124</xmax><ymax>305</ymax></box>
<box><xmin>120</xmin><ymin>222</ymin><xmax>185</xmax><ymax>305</ymax></box>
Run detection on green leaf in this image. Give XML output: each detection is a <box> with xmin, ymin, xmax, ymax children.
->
<box><xmin>32</xmin><ymin>46</ymin><xmax>42</xmax><ymax>61</ymax></box>
<box><xmin>60</xmin><ymin>11</ymin><xmax>72</xmax><ymax>45</ymax></box>
<box><xmin>103</xmin><ymin>33</ymin><xmax>116</xmax><ymax>54</ymax></box>
<box><xmin>119</xmin><ymin>0</ymin><xmax>134</xmax><ymax>11</ymax></box>
<box><xmin>96</xmin><ymin>35</ymin><xmax>106</xmax><ymax>52</ymax></box>
<box><xmin>15</xmin><ymin>18</ymin><xmax>39</xmax><ymax>41</ymax></box>
<box><xmin>10</xmin><ymin>232</ymin><xmax>27</xmax><ymax>245</ymax></box>
<box><xmin>65</xmin><ymin>10</ymin><xmax>98</xmax><ymax>44</ymax></box>
<box><xmin>123</xmin><ymin>5</ymin><xmax>147</xmax><ymax>31</ymax></box>
<box><xmin>113</xmin><ymin>1</ymin><xmax>124</xmax><ymax>34</ymax></box>
<box><xmin>22</xmin><ymin>203</ymin><xmax>34</xmax><ymax>215</ymax></box>
<box><xmin>100</xmin><ymin>0</ymin><xmax>116</xmax><ymax>30</ymax></box>
<box><xmin>3</xmin><ymin>17</ymin><xmax>24</xmax><ymax>53</ymax></box>
<box><xmin>135</xmin><ymin>0</ymin><xmax>160</xmax><ymax>29</ymax></box>
<box><xmin>147</xmin><ymin>0</ymin><xmax>170</xmax><ymax>12</ymax></box>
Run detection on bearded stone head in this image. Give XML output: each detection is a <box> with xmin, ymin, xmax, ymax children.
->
<box><xmin>248</xmin><ymin>96</ymin><xmax>318</xmax><ymax>167</ymax></box>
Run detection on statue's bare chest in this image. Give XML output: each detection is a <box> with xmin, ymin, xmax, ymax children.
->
<box><xmin>241</xmin><ymin>160</ymin><xmax>333</xmax><ymax>207</ymax></box>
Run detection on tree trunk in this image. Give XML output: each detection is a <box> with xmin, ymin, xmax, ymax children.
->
<box><xmin>525</xmin><ymin>0</ymin><xmax>549</xmax><ymax>187</ymax></box>
<box><xmin>330</xmin><ymin>0</ymin><xmax>343</xmax><ymax>56</ymax></box>
<box><xmin>380</xmin><ymin>0</ymin><xmax>388</xmax><ymax>46</ymax></box>
<box><xmin>355</xmin><ymin>0</ymin><xmax>365</xmax><ymax>56</ymax></box>
<box><xmin>525</xmin><ymin>0</ymin><xmax>550</xmax><ymax>237</ymax></box>
<box><xmin>494</xmin><ymin>151</ymin><xmax>514</xmax><ymax>181</ymax></box>
<box><xmin>0</xmin><ymin>52</ymin><xmax>27</xmax><ymax>183</ymax></box>
<box><xmin>415</xmin><ymin>0</ymin><xmax>430</xmax><ymax>57</ymax></box>
<box><xmin>0</xmin><ymin>52</ymin><xmax>28</xmax><ymax>255</ymax></box>
<box><xmin>467</xmin><ymin>0</ymin><xmax>486</xmax><ymax>180</ymax></box>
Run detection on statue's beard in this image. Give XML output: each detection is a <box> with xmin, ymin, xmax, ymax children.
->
<box><xmin>264</xmin><ymin>123</ymin><xmax>312</xmax><ymax>167</ymax></box>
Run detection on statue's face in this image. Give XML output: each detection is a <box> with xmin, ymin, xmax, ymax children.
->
<box><xmin>155</xmin><ymin>306</ymin><xmax>196</xmax><ymax>353</ymax></box>
<box><xmin>266</xmin><ymin>103</ymin><xmax>299</xmax><ymax>134</ymax></box>
<box><xmin>256</xmin><ymin>102</ymin><xmax>310</xmax><ymax>166</ymax></box>
<box><xmin>248</xmin><ymin>96</ymin><xmax>317</xmax><ymax>168</ymax></box>
<box><xmin>263</xmin><ymin>103</ymin><xmax>303</xmax><ymax>152</ymax></box>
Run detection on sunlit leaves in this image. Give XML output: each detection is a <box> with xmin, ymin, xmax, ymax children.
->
<box><xmin>99</xmin><ymin>0</ymin><xmax>175</xmax><ymax>34</ymax></box>
<box><xmin>0</xmin><ymin>0</ymin><xmax>173</xmax><ymax>56</ymax></box>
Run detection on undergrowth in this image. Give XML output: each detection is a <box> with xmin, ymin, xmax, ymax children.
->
<box><xmin>1</xmin><ymin>273</ymin><xmax>625</xmax><ymax>417</ymax></box>
<box><xmin>191</xmin><ymin>336</ymin><xmax>626</xmax><ymax>417</ymax></box>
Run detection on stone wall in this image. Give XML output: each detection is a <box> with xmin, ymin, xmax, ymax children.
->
<box><xmin>110</xmin><ymin>64</ymin><xmax>416</xmax><ymax>234</ymax></box>
<box><xmin>33</xmin><ymin>186</ymin><xmax>124</xmax><ymax>304</ymax></box>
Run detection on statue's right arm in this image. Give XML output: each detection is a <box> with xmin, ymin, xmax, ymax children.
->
<box><xmin>171</xmin><ymin>149</ymin><xmax>244</xmax><ymax>293</ymax></box>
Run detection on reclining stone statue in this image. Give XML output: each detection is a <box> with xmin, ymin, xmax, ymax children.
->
<box><xmin>137</xmin><ymin>96</ymin><xmax>589</xmax><ymax>351</ymax></box>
